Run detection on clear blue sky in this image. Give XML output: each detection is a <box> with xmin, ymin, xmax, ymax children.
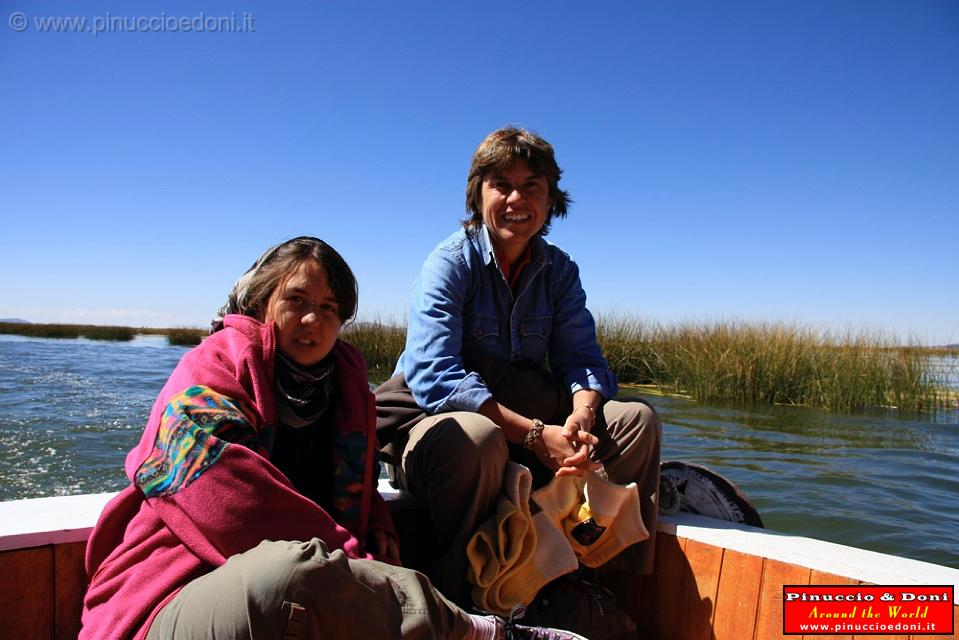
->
<box><xmin>2</xmin><ymin>1</ymin><xmax>956</xmax><ymax>344</ymax></box>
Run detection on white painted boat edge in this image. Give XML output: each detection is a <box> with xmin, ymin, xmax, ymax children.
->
<box><xmin>2</xmin><ymin>488</ymin><xmax>956</xmax><ymax>593</ymax></box>
<box><xmin>661</xmin><ymin>511</ymin><xmax>959</xmax><ymax>590</ymax></box>
<box><xmin>0</xmin><ymin>482</ymin><xmax>405</xmax><ymax>550</ymax></box>
<box><xmin>0</xmin><ymin>492</ymin><xmax>116</xmax><ymax>550</ymax></box>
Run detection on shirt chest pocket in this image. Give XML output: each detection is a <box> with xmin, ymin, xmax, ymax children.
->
<box><xmin>519</xmin><ymin>316</ymin><xmax>552</xmax><ymax>359</ymax></box>
<box><xmin>464</xmin><ymin>313</ymin><xmax>500</xmax><ymax>344</ymax></box>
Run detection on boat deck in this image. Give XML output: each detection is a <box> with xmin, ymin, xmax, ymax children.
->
<box><xmin>1</xmin><ymin>487</ymin><xmax>956</xmax><ymax>639</ymax></box>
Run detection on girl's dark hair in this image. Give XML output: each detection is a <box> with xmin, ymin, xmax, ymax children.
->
<box><xmin>243</xmin><ymin>236</ymin><xmax>358</xmax><ymax>325</ymax></box>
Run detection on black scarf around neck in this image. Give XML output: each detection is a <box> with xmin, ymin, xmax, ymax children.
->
<box><xmin>274</xmin><ymin>351</ymin><xmax>335</xmax><ymax>429</ymax></box>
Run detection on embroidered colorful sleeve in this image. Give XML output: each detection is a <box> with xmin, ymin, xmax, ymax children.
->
<box><xmin>135</xmin><ymin>385</ymin><xmax>263</xmax><ymax>498</ymax></box>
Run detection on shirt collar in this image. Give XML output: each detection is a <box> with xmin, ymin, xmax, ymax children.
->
<box><xmin>479</xmin><ymin>224</ymin><xmax>497</xmax><ymax>267</ymax></box>
<box><xmin>478</xmin><ymin>224</ymin><xmax>549</xmax><ymax>269</ymax></box>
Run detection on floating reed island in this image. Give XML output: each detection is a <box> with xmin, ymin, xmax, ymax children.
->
<box><xmin>2</xmin><ymin>319</ymin><xmax>955</xmax><ymax>414</ymax></box>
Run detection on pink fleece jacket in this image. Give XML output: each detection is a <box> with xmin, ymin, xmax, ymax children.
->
<box><xmin>80</xmin><ymin>314</ymin><xmax>396</xmax><ymax>640</ymax></box>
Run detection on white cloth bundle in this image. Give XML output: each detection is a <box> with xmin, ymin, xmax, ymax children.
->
<box><xmin>466</xmin><ymin>463</ymin><xmax>649</xmax><ymax>614</ymax></box>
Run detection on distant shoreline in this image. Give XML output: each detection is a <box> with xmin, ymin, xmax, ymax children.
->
<box><xmin>2</xmin><ymin>320</ymin><xmax>957</xmax><ymax>353</ymax></box>
<box><xmin>0</xmin><ymin>321</ymin><xmax>205</xmax><ymax>346</ymax></box>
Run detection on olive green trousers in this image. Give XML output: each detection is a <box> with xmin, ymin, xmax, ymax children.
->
<box><xmin>146</xmin><ymin>538</ymin><xmax>474</xmax><ymax>639</ymax></box>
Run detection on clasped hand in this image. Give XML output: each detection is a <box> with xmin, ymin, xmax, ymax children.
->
<box><xmin>533</xmin><ymin>409</ymin><xmax>601</xmax><ymax>477</ymax></box>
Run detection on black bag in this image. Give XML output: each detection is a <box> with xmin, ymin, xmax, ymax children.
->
<box><xmin>521</xmin><ymin>568</ymin><xmax>640</xmax><ymax>640</ymax></box>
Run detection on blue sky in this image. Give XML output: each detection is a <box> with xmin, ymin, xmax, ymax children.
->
<box><xmin>1</xmin><ymin>1</ymin><xmax>956</xmax><ymax>344</ymax></box>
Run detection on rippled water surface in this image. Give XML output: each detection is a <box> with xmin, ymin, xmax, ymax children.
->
<box><xmin>653</xmin><ymin>392</ymin><xmax>958</xmax><ymax>569</ymax></box>
<box><xmin>1</xmin><ymin>335</ymin><xmax>957</xmax><ymax>569</ymax></box>
<box><xmin>0</xmin><ymin>335</ymin><xmax>186</xmax><ymax>499</ymax></box>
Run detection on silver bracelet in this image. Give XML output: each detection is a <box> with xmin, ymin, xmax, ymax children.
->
<box><xmin>576</xmin><ymin>404</ymin><xmax>596</xmax><ymax>425</ymax></box>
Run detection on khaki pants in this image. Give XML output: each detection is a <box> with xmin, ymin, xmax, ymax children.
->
<box><xmin>395</xmin><ymin>399</ymin><xmax>661</xmax><ymax>607</ymax></box>
<box><xmin>146</xmin><ymin>539</ymin><xmax>473</xmax><ymax>640</ymax></box>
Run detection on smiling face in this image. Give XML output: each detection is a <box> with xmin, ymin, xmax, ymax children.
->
<box><xmin>481</xmin><ymin>159</ymin><xmax>551</xmax><ymax>261</ymax></box>
<box><xmin>264</xmin><ymin>260</ymin><xmax>342</xmax><ymax>366</ymax></box>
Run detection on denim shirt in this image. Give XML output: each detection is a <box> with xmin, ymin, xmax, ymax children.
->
<box><xmin>396</xmin><ymin>225</ymin><xmax>617</xmax><ymax>414</ymax></box>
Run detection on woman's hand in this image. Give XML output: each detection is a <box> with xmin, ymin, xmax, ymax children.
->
<box><xmin>368</xmin><ymin>529</ymin><xmax>401</xmax><ymax>566</ymax></box>
<box><xmin>476</xmin><ymin>398</ymin><xmax>600</xmax><ymax>476</ymax></box>
<box><xmin>562</xmin><ymin>404</ymin><xmax>595</xmax><ymax>441</ymax></box>
<box><xmin>534</xmin><ymin>424</ymin><xmax>600</xmax><ymax>477</ymax></box>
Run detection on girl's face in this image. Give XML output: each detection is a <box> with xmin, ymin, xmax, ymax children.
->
<box><xmin>264</xmin><ymin>260</ymin><xmax>342</xmax><ymax>366</ymax></box>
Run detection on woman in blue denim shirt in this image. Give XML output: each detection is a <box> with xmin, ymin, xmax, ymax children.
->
<box><xmin>375</xmin><ymin>127</ymin><xmax>661</xmax><ymax>612</ymax></box>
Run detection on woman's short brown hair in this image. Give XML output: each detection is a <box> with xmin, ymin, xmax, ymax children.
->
<box><xmin>463</xmin><ymin>127</ymin><xmax>571</xmax><ymax>235</ymax></box>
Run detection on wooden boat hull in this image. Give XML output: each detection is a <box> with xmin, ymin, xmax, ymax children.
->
<box><xmin>2</xmin><ymin>487</ymin><xmax>956</xmax><ymax>639</ymax></box>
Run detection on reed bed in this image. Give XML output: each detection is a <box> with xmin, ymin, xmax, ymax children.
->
<box><xmin>341</xmin><ymin>320</ymin><xmax>407</xmax><ymax>383</ymax></box>
<box><xmin>164</xmin><ymin>328</ymin><xmax>206</xmax><ymax>346</ymax></box>
<box><xmin>0</xmin><ymin>322</ymin><xmax>135</xmax><ymax>341</ymax></box>
<box><xmin>339</xmin><ymin>316</ymin><xmax>953</xmax><ymax>413</ymax></box>
<box><xmin>595</xmin><ymin>316</ymin><xmax>952</xmax><ymax>413</ymax></box>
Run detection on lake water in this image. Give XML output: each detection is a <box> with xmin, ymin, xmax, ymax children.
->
<box><xmin>1</xmin><ymin>334</ymin><xmax>957</xmax><ymax>569</ymax></box>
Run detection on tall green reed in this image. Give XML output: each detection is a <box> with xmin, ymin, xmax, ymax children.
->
<box><xmin>595</xmin><ymin>315</ymin><xmax>951</xmax><ymax>413</ymax></box>
<box><xmin>165</xmin><ymin>328</ymin><xmax>206</xmax><ymax>346</ymax></box>
<box><xmin>341</xmin><ymin>320</ymin><xmax>407</xmax><ymax>383</ymax></box>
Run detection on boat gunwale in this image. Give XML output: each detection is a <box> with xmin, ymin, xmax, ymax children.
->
<box><xmin>2</xmin><ymin>483</ymin><xmax>957</xmax><ymax>591</ymax></box>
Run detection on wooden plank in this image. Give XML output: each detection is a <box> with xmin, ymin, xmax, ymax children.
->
<box><xmin>636</xmin><ymin>533</ymin><xmax>688</xmax><ymax>639</ymax></box>
<box><xmin>0</xmin><ymin>545</ymin><xmax>54</xmax><ymax>640</ymax></box>
<box><xmin>712</xmin><ymin>549</ymin><xmax>764</xmax><ymax>640</ymax></box>
<box><xmin>802</xmin><ymin>571</ymin><xmax>858</xmax><ymax>640</ymax></box>
<box><xmin>675</xmin><ymin>538</ymin><xmax>724</xmax><ymax>640</ymax></box>
<box><xmin>55</xmin><ymin>541</ymin><xmax>87</xmax><ymax>640</ymax></box>
<box><xmin>753</xmin><ymin>557</ymin><xmax>810</xmax><ymax>640</ymax></box>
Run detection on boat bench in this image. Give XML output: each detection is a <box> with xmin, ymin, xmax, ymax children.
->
<box><xmin>1</xmin><ymin>485</ymin><xmax>957</xmax><ymax>640</ymax></box>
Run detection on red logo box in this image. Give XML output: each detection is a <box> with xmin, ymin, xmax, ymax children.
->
<box><xmin>783</xmin><ymin>585</ymin><xmax>954</xmax><ymax>636</ymax></box>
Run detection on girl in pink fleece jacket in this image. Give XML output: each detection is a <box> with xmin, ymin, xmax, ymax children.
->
<box><xmin>80</xmin><ymin>237</ymin><xmax>585</xmax><ymax>640</ymax></box>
